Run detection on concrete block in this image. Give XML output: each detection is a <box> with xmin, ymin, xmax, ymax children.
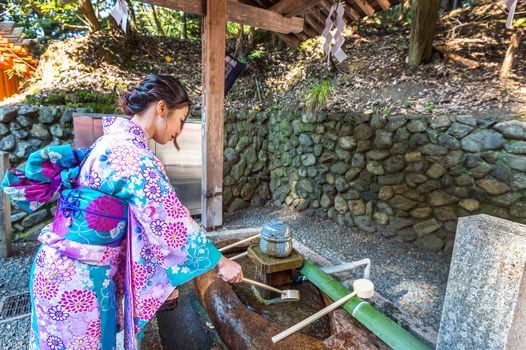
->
<box><xmin>437</xmin><ymin>214</ymin><xmax>526</xmax><ymax>350</ymax></box>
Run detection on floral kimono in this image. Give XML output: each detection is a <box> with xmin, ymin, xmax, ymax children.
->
<box><xmin>2</xmin><ymin>116</ymin><xmax>222</xmax><ymax>349</ymax></box>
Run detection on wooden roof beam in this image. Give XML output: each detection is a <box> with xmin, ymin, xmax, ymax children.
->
<box><xmin>319</xmin><ymin>1</ymin><xmax>351</xmax><ymax>22</ymax></box>
<box><xmin>278</xmin><ymin>33</ymin><xmax>301</xmax><ymax>48</ymax></box>
<box><xmin>354</xmin><ymin>0</ymin><xmax>375</xmax><ymax>16</ymax></box>
<box><xmin>242</xmin><ymin>0</ymin><xmax>301</xmax><ymax>47</ymax></box>
<box><xmin>270</xmin><ymin>0</ymin><xmax>322</xmax><ymax>17</ymax></box>
<box><xmin>0</xmin><ymin>23</ymin><xmax>15</xmax><ymax>32</ymax></box>
<box><xmin>376</xmin><ymin>0</ymin><xmax>391</xmax><ymax>10</ymax></box>
<box><xmin>302</xmin><ymin>22</ymin><xmax>319</xmax><ymax>38</ymax></box>
<box><xmin>141</xmin><ymin>0</ymin><xmax>304</xmax><ymax>33</ymax></box>
<box><xmin>304</xmin><ymin>14</ymin><xmax>325</xmax><ymax>35</ymax></box>
<box><xmin>228</xmin><ymin>1</ymin><xmax>303</xmax><ymax>33</ymax></box>
<box><xmin>344</xmin><ymin>4</ymin><xmax>361</xmax><ymax>21</ymax></box>
<box><xmin>319</xmin><ymin>0</ymin><xmax>352</xmax><ymax>22</ymax></box>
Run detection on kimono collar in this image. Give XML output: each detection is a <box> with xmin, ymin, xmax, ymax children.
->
<box><xmin>102</xmin><ymin>116</ymin><xmax>151</xmax><ymax>150</ymax></box>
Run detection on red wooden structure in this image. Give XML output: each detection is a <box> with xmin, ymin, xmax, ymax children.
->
<box><xmin>0</xmin><ymin>22</ymin><xmax>38</xmax><ymax>102</ymax></box>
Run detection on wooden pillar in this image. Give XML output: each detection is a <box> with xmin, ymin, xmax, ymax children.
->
<box><xmin>0</xmin><ymin>151</ymin><xmax>11</xmax><ymax>258</ymax></box>
<box><xmin>0</xmin><ymin>70</ymin><xmax>5</xmax><ymax>101</ymax></box>
<box><xmin>3</xmin><ymin>71</ymin><xmax>11</xmax><ymax>98</ymax></box>
<box><xmin>408</xmin><ymin>0</ymin><xmax>440</xmax><ymax>66</ymax></box>
<box><xmin>201</xmin><ymin>0</ymin><xmax>226</xmax><ymax>230</ymax></box>
<box><xmin>14</xmin><ymin>75</ymin><xmax>19</xmax><ymax>93</ymax></box>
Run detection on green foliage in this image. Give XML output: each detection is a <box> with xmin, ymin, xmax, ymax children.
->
<box><xmin>298</xmin><ymin>38</ymin><xmax>317</xmax><ymax>52</ymax></box>
<box><xmin>248</xmin><ymin>49</ymin><xmax>263</xmax><ymax>60</ymax></box>
<box><xmin>305</xmin><ymin>79</ymin><xmax>332</xmax><ymax>113</ymax></box>
<box><xmin>226</xmin><ymin>22</ymin><xmax>240</xmax><ymax>37</ymax></box>
<box><xmin>514</xmin><ymin>17</ymin><xmax>526</xmax><ymax>27</ymax></box>
<box><xmin>425</xmin><ymin>101</ymin><xmax>435</xmax><ymax>114</ymax></box>
<box><xmin>25</xmin><ymin>90</ymin><xmax>119</xmax><ymax>113</ymax></box>
<box><xmin>2</xmin><ymin>1</ymin><xmax>204</xmax><ymax>42</ymax></box>
<box><xmin>3</xmin><ymin>0</ymin><xmax>90</xmax><ymax>40</ymax></box>
<box><xmin>43</xmin><ymin>91</ymin><xmax>67</xmax><ymax>104</ymax></box>
<box><xmin>135</xmin><ymin>5</ymin><xmax>201</xmax><ymax>39</ymax></box>
<box><xmin>382</xmin><ymin>107</ymin><xmax>393</xmax><ymax>118</ymax></box>
<box><xmin>238</xmin><ymin>49</ymin><xmax>264</xmax><ymax>64</ymax></box>
<box><xmin>5</xmin><ymin>67</ymin><xmax>25</xmax><ymax>79</ymax></box>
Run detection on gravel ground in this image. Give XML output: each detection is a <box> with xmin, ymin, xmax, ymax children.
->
<box><xmin>222</xmin><ymin>204</ymin><xmax>452</xmax><ymax>336</ymax></box>
<box><xmin>0</xmin><ymin>244</ymin><xmax>35</xmax><ymax>350</ymax></box>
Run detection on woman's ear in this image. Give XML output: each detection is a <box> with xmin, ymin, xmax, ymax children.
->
<box><xmin>156</xmin><ymin>100</ymin><xmax>166</xmax><ymax>116</ymax></box>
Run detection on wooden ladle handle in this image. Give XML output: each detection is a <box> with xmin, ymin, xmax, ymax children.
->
<box><xmin>242</xmin><ymin>277</ymin><xmax>284</xmax><ymax>295</ymax></box>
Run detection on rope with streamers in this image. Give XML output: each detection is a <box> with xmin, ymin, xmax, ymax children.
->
<box><xmin>110</xmin><ymin>0</ymin><xmax>129</xmax><ymax>33</ymax></box>
<box><xmin>322</xmin><ymin>1</ymin><xmax>347</xmax><ymax>65</ymax></box>
<box><xmin>504</xmin><ymin>0</ymin><xmax>518</xmax><ymax>29</ymax></box>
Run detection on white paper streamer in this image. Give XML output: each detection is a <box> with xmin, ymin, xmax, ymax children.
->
<box><xmin>322</xmin><ymin>4</ymin><xmax>336</xmax><ymax>57</ymax></box>
<box><xmin>504</xmin><ymin>0</ymin><xmax>517</xmax><ymax>29</ymax></box>
<box><xmin>322</xmin><ymin>1</ymin><xmax>347</xmax><ymax>64</ymax></box>
<box><xmin>331</xmin><ymin>2</ymin><xmax>347</xmax><ymax>63</ymax></box>
<box><xmin>110</xmin><ymin>0</ymin><xmax>129</xmax><ymax>33</ymax></box>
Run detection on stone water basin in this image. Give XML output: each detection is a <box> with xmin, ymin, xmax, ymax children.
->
<box><xmin>192</xmin><ymin>239</ymin><xmax>389</xmax><ymax>350</ymax></box>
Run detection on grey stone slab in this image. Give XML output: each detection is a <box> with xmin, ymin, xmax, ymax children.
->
<box><xmin>437</xmin><ymin>215</ymin><xmax>526</xmax><ymax>350</ymax></box>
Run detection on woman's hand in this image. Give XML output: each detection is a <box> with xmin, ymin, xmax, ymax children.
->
<box><xmin>217</xmin><ymin>255</ymin><xmax>243</xmax><ymax>283</ymax></box>
<box><xmin>166</xmin><ymin>288</ymin><xmax>179</xmax><ymax>301</ymax></box>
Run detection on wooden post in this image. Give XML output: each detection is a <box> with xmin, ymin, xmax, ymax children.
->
<box><xmin>500</xmin><ymin>30</ymin><xmax>524</xmax><ymax>80</ymax></box>
<box><xmin>408</xmin><ymin>0</ymin><xmax>440</xmax><ymax>66</ymax></box>
<box><xmin>201</xmin><ymin>0</ymin><xmax>226</xmax><ymax>230</ymax></box>
<box><xmin>0</xmin><ymin>151</ymin><xmax>11</xmax><ymax>258</ymax></box>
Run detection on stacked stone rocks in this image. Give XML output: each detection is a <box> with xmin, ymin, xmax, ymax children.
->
<box><xmin>3</xmin><ymin>103</ymin><xmax>525</xmax><ymax>253</ymax></box>
<box><xmin>223</xmin><ymin>109</ymin><xmax>271</xmax><ymax>213</ymax></box>
<box><xmin>0</xmin><ymin>105</ymin><xmax>93</xmax><ymax>238</ymax></box>
<box><xmin>268</xmin><ymin>111</ymin><xmax>526</xmax><ymax>252</ymax></box>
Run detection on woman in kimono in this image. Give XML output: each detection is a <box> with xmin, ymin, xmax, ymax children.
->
<box><xmin>2</xmin><ymin>74</ymin><xmax>243</xmax><ymax>349</ymax></box>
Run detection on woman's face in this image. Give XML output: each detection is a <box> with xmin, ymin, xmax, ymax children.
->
<box><xmin>153</xmin><ymin>102</ymin><xmax>189</xmax><ymax>145</ymax></box>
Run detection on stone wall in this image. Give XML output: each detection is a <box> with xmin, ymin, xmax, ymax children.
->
<box><xmin>3</xmin><ymin>102</ymin><xmax>525</xmax><ymax>254</ymax></box>
<box><xmin>268</xmin><ymin>110</ymin><xmax>526</xmax><ymax>253</ymax></box>
<box><xmin>223</xmin><ymin>109</ymin><xmax>271</xmax><ymax>212</ymax></box>
<box><xmin>0</xmin><ymin>105</ymin><xmax>93</xmax><ymax>239</ymax></box>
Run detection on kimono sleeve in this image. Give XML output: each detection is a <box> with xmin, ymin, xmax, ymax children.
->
<box><xmin>123</xmin><ymin>152</ymin><xmax>222</xmax><ymax>286</ymax></box>
<box><xmin>1</xmin><ymin>145</ymin><xmax>91</xmax><ymax>212</ymax></box>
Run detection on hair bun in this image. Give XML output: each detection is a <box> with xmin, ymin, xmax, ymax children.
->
<box><xmin>118</xmin><ymin>74</ymin><xmax>191</xmax><ymax>116</ymax></box>
<box><xmin>129</xmin><ymin>84</ymin><xmax>148</xmax><ymax>93</ymax></box>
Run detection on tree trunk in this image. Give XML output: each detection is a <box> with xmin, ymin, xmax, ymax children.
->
<box><xmin>152</xmin><ymin>6</ymin><xmax>165</xmax><ymax>36</ymax></box>
<box><xmin>107</xmin><ymin>13</ymin><xmax>120</xmax><ymax>32</ymax></box>
<box><xmin>248</xmin><ymin>26</ymin><xmax>255</xmax><ymax>51</ymax></box>
<box><xmin>78</xmin><ymin>0</ymin><xmax>101</xmax><ymax>32</ymax></box>
<box><xmin>500</xmin><ymin>30</ymin><xmax>524</xmax><ymax>80</ymax></box>
<box><xmin>234</xmin><ymin>24</ymin><xmax>245</xmax><ymax>57</ymax></box>
<box><xmin>440</xmin><ymin>0</ymin><xmax>451</xmax><ymax>13</ymax></box>
<box><xmin>408</xmin><ymin>0</ymin><xmax>440</xmax><ymax>66</ymax></box>
<box><xmin>125</xmin><ymin>0</ymin><xmax>138</xmax><ymax>33</ymax></box>
<box><xmin>181</xmin><ymin>11</ymin><xmax>187</xmax><ymax>39</ymax></box>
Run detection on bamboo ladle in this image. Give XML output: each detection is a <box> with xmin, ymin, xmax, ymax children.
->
<box><xmin>218</xmin><ymin>234</ymin><xmax>299</xmax><ymax>301</ymax></box>
<box><xmin>242</xmin><ymin>277</ymin><xmax>300</xmax><ymax>301</ymax></box>
<box><xmin>218</xmin><ymin>233</ymin><xmax>260</xmax><ymax>261</ymax></box>
<box><xmin>271</xmin><ymin>279</ymin><xmax>375</xmax><ymax>343</ymax></box>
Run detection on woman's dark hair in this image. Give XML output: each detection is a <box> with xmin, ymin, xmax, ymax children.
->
<box><xmin>118</xmin><ymin>74</ymin><xmax>191</xmax><ymax>116</ymax></box>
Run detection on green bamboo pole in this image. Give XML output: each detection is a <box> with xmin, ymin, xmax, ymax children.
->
<box><xmin>299</xmin><ymin>261</ymin><xmax>431</xmax><ymax>350</ymax></box>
